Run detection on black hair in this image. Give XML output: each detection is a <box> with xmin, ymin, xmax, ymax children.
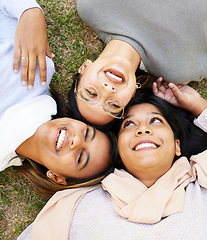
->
<box><xmin>119</xmin><ymin>88</ymin><xmax>207</xmax><ymax>161</ymax></box>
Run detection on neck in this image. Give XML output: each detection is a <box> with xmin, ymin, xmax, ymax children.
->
<box><xmin>100</xmin><ymin>39</ymin><xmax>141</xmax><ymax>72</ymax></box>
<box><xmin>130</xmin><ymin>167</ymin><xmax>171</xmax><ymax>188</ymax></box>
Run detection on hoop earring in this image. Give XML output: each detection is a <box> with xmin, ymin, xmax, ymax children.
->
<box><xmin>136</xmin><ymin>83</ymin><xmax>142</xmax><ymax>89</ymax></box>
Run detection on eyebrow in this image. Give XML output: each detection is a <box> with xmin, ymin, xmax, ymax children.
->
<box><xmin>124</xmin><ymin>111</ymin><xmax>163</xmax><ymax>119</ymax></box>
<box><xmin>80</xmin><ymin>127</ymin><xmax>96</xmax><ymax>170</ymax></box>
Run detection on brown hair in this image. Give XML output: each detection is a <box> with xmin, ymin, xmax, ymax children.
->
<box><xmin>15</xmin><ymin>156</ymin><xmax>115</xmax><ymax>199</ymax></box>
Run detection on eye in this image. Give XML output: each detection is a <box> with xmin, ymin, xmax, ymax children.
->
<box><xmin>108</xmin><ymin>101</ymin><xmax>121</xmax><ymax>109</ymax></box>
<box><xmin>150</xmin><ymin>117</ymin><xmax>163</xmax><ymax>124</ymax></box>
<box><xmin>77</xmin><ymin>149</ymin><xmax>89</xmax><ymax>170</ymax></box>
<box><xmin>86</xmin><ymin>89</ymin><xmax>97</xmax><ymax>97</ymax></box>
<box><xmin>78</xmin><ymin>149</ymin><xmax>83</xmax><ymax>164</ymax></box>
<box><xmin>122</xmin><ymin>120</ymin><xmax>136</xmax><ymax>129</ymax></box>
<box><xmin>85</xmin><ymin>126</ymin><xmax>89</xmax><ymax>141</ymax></box>
<box><xmin>79</xmin><ymin>86</ymin><xmax>98</xmax><ymax>101</ymax></box>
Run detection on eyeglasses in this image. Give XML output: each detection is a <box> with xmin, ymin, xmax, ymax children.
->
<box><xmin>74</xmin><ymin>84</ymin><xmax>124</xmax><ymax>119</ymax></box>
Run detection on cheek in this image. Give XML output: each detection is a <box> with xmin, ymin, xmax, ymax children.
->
<box><xmin>80</xmin><ymin>71</ymin><xmax>98</xmax><ymax>87</ymax></box>
<box><xmin>118</xmin><ymin>133</ymin><xmax>131</xmax><ymax>159</ymax></box>
<box><xmin>116</xmin><ymin>88</ymin><xmax>135</xmax><ymax>107</ymax></box>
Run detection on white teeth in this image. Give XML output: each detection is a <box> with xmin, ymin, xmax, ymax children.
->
<box><xmin>105</xmin><ymin>71</ymin><xmax>123</xmax><ymax>82</ymax></box>
<box><xmin>135</xmin><ymin>143</ymin><xmax>157</xmax><ymax>151</ymax></box>
<box><xmin>56</xmin><ymin>129</ymin><xmax>66</xmax><ymax>151</ymax></box>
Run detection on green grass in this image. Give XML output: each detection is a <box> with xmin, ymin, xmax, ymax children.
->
<box><xmin>0</xmin><ymin>1</ymin><xmax>207</xmax><ymax>239</ymax></box>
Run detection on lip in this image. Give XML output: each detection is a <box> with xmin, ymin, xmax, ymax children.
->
<box><xmin>132</xmin><ymin>140</ymin><xmax>160</xmax><ymax>151</ymax></box>
<box><xmin>55</xmin><ymin>127</ymin><xmax>67</xmax><ymax>152</ymax></box>
<box><xmin>104</xmin><ymin>68</ymin><xmax>126</xmax><ymax>84</ymax></box>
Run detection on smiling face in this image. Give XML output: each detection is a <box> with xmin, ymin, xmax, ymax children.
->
<box><xmin>118</xmin><ymin>103</ymin><xmax>181</xmax><ymax>186</ymax></box>
<box><xmin>76</xmin><ymin>56</ymin><xmax>137</xmax><ymax>125</ymax></box>
<box><xmin>16</xmin><ymin>118</ymin><xmax>111</xmax><ymax>181</ymax></box>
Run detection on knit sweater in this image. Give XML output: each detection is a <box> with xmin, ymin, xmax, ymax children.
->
<box><xmin>77</xmin><ymin>0</ymin><xmax>207</xmax><ymax>84</ymax></box>
<box><xmin>68</xmin><ymin>182</ymin><xmax>207</xmax><ymax>240</ymax></box>
<box><xmin>0</xmin><ymin>0</ymin><xmax>56</xmax><ymax>171</ymax></box>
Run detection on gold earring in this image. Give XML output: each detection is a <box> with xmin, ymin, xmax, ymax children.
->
<box><xmin>136</xmin><ymin>83</ymin><xmax>142</xmax><ymax>89</ymax></box>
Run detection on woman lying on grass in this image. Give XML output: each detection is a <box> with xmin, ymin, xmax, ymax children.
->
<box><xmin>0</xmin><ymin>0</ymin><xmax>117</xmax><ymax>199</ymax></box>
<box><xmin>18</xmin><ymin>84</ymin><xmax>207</xmax><ymax>240</ymax></box>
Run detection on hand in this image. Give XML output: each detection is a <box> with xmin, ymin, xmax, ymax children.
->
<box><xmin>152</xmin><ymin>77</ymin><xmax>207</xmax><ymax>117</ymax></box>
<box><xmin>13</xmin><ymin>8</ymin><xmax>54</xmax><ymax>89</ymax></box>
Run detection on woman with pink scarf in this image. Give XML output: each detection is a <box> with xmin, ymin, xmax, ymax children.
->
<box><xmin>19</xmin><ymin>83</ymin><xmax>207</xmax><ymax>240</ymax></box>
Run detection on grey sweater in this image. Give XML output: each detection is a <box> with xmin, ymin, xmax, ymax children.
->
<box><xmin>77</xmin><ymin>0</ymin><xmax>207</xmax><ymax>84</ymax></box>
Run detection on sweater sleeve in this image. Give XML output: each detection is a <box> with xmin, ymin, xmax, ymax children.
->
<box><xmin>0</xmin><ymin>0</ymin><xmax>42</xmax><ymax>20</ymax></box>
<box><xmin>194</xmin><ymin>108</ymin><xmax>207</xmax><ymax>133</ymax></box>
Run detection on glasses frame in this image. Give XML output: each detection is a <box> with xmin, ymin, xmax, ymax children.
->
<box><xmin>74</xmin><ymin>82</ymin><xmax>124</xmax><ymax>119</ymax></box>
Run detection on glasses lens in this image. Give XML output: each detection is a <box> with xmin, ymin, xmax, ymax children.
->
<box><xmin>104</xmin><ymin>100</ymin><xmax>124</xmax><ymax>118</ymax></box>
<box><xmin>77</xmin><ymin>86</ymin><xmax>98</xmax><ymax>103</ymax></box>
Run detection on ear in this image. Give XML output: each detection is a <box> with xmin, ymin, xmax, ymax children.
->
<box><xmin>78</xmin><ymin>59</ymin><xmax>92</xmax><ymax>74</ymax></box>
<box><xmin>175</xmin><ymin>139</ymin><xmax>181</xmax><ymax>156</ymax></box>
<box><xmin>46</xmin><ymin>171</ymin><xmax>67</xmax><ymax>185</ymax></box>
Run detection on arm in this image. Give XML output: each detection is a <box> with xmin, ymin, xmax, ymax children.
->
<box><xmin>152</xmin><ymin>77</ymin><xmax>207</xmax><ymax>117</ymax></box>
<box><xmin>0</xmin><ymin>0</ymin><xmax>54</xmax><ymax>89</ymax></box>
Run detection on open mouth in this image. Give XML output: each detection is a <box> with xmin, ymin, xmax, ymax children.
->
<box><xmin>104</xmin><ymin>69</ymin><xmax>126</xmax><ymax>84</ymax></box>
<box><xmin>56</xmin><ymin>128</ymin><xmax>67</xmax><ymax>152</ymax></box>
<box><xmin>132</xmin><ymin>142</ymin><xmax>160</xmax><ymax>151</ymax></box>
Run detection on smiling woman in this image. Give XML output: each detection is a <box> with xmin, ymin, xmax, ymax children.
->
<box><xmin>18</xmin><ymin>85</ymin><xmax>207</xmax><ymax>240</ymax></box>
<box><xmin>118</xmin><ymin>102</ymin><xmax>181</xmax><ymax>187</ymax></box>
<box><xmin>0</xmin><ymin>0</ymin><xmax>117</xmax><ymax>199</ymax></box>
<box><xmin>66</xmin><ymin>0</ymin><xmax>207</xmax><ymax>128</ymax></box>
<box><xmin>15</xmin><ymin>117</ymin><xmax>117</xmax><ymax>198</ymax></box>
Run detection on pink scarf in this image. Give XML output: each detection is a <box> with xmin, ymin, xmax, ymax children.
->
<box><xmin>31</xmin><ymin>150</ymin><xmax>207</xmax><ymax>240</ymax></box>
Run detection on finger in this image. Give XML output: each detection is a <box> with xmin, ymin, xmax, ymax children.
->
<box><xmin>21</xmin><ymin>51</ymin><xmax>29</xmax><ymax>86</ymax></box>
<box><xmin>152</xmin><ymin>82</ymin><xmax>159</xmax><ymax>96</ymax></box>
<box><xmin>152</xmin><ymin>81</ymin><xmax>165</xmax><ymax>100</ymax></box>
<box><xmin>27</xmin><ymin>54</ymin><xmax>37</xmax><ymax>89</ymax></box>
<box><xmin>45</xmin><ymin>42</ymin><xmax>54</xmax><ymax>58</ymax></box>
<box><xmin>13</xmin><ymin>46</ymin><xmax>21</xmax><ymax>74</ymax></box>
<box><xmin>155</xmin><ymin>77</ymin><xmax>168</xmax><ymax>94</ymax></box>
<box><xmin>38</xmin><ymin>54</ymin><xmax>47</xmax><ymax>85</ymax></box>
<box><xmin>168</xmin><ymin>83</ymin><xmax>186</xmax><ymax>104</ymax></box>
<box><xmin>155</xmin><ymin>77</ymin><xmax>163</xmax><ymax>88</ymax></box>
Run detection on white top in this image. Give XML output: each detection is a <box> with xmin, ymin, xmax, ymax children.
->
<box><xmin>0</xmin><ymin>0</ymin><xmax>57</xmax><ymax>171</ymax></box>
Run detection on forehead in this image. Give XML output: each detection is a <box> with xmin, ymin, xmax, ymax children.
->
<box><xmin>127</xmin><ymin>103</ymin><xmax>161</xmax><ymax>117</ymax></box>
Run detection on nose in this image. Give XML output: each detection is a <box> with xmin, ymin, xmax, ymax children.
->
<box><xmin>135</xmin><ymin>125</ymin><xmax>152</xmax><ymax>137</ymax></box>
<box><xmin>101</xmin><ymin>82</ymin><xmax>116</xmax><ymax>93</ymax></box>
<box><xmin>69</xmin><ymin>133</ymin><xmax>84</xmax><ymax>150</ymax></box>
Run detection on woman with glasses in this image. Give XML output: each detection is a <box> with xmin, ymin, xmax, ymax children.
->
<box><xmin>66</xmin><ymin>0</ymin><xmax>207</xmax><ymax>128</ymax></box>
<box><xmin>0</xmin><ymin>0</ymin><xmax>117</xmax><ymax>199</ymax></box>
<box><xmin>18</xmin><ymin>84</ymin><xmax>207</xmax><ymax>240</ymax></box>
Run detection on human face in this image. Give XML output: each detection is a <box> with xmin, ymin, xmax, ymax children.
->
<box><xmin>19</xmin><ymin>118</ymin><xmax>111</xmax><ymax>179</ymax></box>
<box><xmin>77</xmin><ymin>56</ymin><xmax>137</xmax><ymax>125</ymax></box>
<box><xmin>118</xmin><ymin>104</ymin><xmax>180</xmax><ymax>186</ymax></box>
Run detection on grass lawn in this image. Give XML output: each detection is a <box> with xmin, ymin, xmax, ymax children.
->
<box><xmin>0</xmin><ymin>0</ymin><xmax>206</xmax><ymax>239</ymax></box>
